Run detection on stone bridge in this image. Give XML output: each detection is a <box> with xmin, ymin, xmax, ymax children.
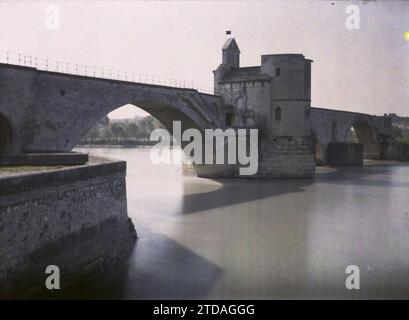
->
<box><xmin>0</xmin><ymin>58</ymin><xmax>394</xmax><ymax>177</ymax></box>
<box><xmin>0</xmin><ymin>63</ymin><xmax>224</xmax><ymax>154</ymax></box>
<box><xmin>310</xmin><ymin>107</ymin><xmax>392</xmax><ymax>163</ymax></box>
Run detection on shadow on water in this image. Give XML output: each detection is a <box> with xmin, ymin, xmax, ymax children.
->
<box><xmin>33</xmin><ymin>234</ymin><xmax>223</xmax><ymax>300</ymax></box>
<box><xmin>180</xmin><ymin>162</ymin><xmax>409</xmax><ymax>217</ymax></box>
<box><xmin>178</xmin><ymin>177</ymin><xmax>315</xmax><ymax>299</ymax></box>
<box><xmin>181</xmin><ymin>178</ymin><xmax>314</xmax><ymax>215</ymax></box>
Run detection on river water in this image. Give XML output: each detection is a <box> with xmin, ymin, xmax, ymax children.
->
<box><xmin>54</xmin><ymin>147</ymin><xmax>409</xmax><ymax>299</ymax></box>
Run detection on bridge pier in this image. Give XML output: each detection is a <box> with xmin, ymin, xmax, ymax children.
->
<box><xmin>327</xmin><ymin>142</ymin><xmax>363</xmax><ymax>166</ymax></box>
<box><xmin>316</xmin><ymin>141</ymin><xmax>387</xmax><ymax>166</ymax></box>
<box><xmin>313</xmin><ymin>135</ymin><xmax>398</xmax><ymax>166</ymax></box>
<box><xmin>363</xmin><ymin>143</ymin><xmax>382</xmax><ymax>160</ymax></box>
<box><xmin>181</xmin><ymin>132</ymin><xmax>316</xmax><ymax>178</ymax></box>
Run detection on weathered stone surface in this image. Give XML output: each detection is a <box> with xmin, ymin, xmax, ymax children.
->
<box><xmin>0</xmin><ymin>156</ymin><xmax>136</xmax><ymax>298</ymax></box>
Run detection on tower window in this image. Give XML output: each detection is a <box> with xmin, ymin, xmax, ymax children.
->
<box><xmin>275</xmin><ymin>67</ymin><xmax>281</xmax><ymax>77</ymax></box>
<box><xmin>275</xmin><ymin>107</ymin><xmax>282</xmax><ymax>122</ymax></box>
<box><xmin>226</xmin><ymin>113</ymin><xmax>233</xmax><ymax>126</ymax></box>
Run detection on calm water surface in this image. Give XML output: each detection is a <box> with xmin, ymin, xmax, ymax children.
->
<box><xmin>51</xmin><ymin>147</ymin><xmax>409</xmax><ymax>299</ymax></box>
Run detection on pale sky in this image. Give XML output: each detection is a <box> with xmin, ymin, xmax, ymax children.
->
<box><xmin>0</xmin><ymin>0</ymin><xmax>408</xmax><ymax>118</ymax></box>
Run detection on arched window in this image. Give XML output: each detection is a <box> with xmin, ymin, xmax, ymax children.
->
<box><xmin>331</xmin><ymin>121</ymin><xmax>337</xmax><ymax>142</ymax></box>
<box><xmin>275</xmin><ymin>107</ymin><xmax>282</xmax><ymax>122</ymax></box>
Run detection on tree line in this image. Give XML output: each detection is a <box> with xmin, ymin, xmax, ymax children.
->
<box><xmin>80</xmin><ymin>115</ymin><xmax>164</xmax><ymax>146</ymax></box>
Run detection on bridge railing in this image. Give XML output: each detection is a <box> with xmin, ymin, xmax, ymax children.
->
<box><xmin>0</xmin><ymin>50</ymin><xmax>214</xmax><ymax>94</ymax></box>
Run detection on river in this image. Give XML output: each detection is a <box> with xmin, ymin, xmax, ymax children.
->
<box><xmin>48</xmin><ymin>147</ymin><xmax>409</xmax><ymax>299</ymax></box>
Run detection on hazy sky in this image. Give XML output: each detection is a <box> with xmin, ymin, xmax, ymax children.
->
<box><xmin>0</xmin><ymin>0</ymin><xmax>408</xmax><ymax>118</ymax></box>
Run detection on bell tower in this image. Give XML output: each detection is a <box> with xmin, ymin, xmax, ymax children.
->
<box><xmin>213</xmin><ymin>38</ymin><xmax>241</xmax><ymax>95</ymax></box>
<box><xmin>222</xmin><ymin>38</ymin><xmax>240</xmax><ymax>69</ymax></box>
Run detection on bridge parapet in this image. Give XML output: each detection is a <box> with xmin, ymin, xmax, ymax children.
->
<box><xmin>0</xmin><ymin>50</ymin><xmax>214</xmax><ymax>94</ymax></box>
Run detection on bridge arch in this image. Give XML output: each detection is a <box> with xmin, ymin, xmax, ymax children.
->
<box><xmin>344</xmin><ymin>117</ymin><xmax>379</xmax><ymax>159</ymax></box>
<box><xmin>21</xmin><ymin>70</ymin><xmax>224</xmax><ymax>153</ymax></box>
<box><xmin>74</xmin><ymin>99</ymin><xmax>208</xmax><ymax>152</ymax></box>
<box><xmin>0</xmin><ymin>66</ymin><xmax>223</xmax><ymax>154</ymax></box>
<box><xmin>0</xmin><ymin>113</ymin><xmax>12</xmax><ymax>155</ymax></box>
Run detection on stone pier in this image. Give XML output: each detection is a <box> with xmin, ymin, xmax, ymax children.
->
<box><xmin>0</xmin><ymin>156</ymin><xmax>136</xmax><ymax>298</ymax></box>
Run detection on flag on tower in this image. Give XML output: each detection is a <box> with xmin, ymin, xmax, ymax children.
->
<box><xmin>226</xmin><ymin>30</ymin><xmax>231</xmax><ymax>35</ymax></box>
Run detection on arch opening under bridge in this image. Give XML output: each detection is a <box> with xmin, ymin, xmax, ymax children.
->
<box><xmin>76</xmin><ymin>100</ymin><xmax>205</xmax><ymax>151</ymax></box>
<box><xmin>345</xmin><ymin>119</ymin><xmax>379</xmax><ymax>160</ymax></box>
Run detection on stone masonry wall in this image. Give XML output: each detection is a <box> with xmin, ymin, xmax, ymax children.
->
<box><xmin>258</xmin><ymin>139</ymin><xmax>316</xmax><ymax>178</ymax></box>
<box><xmin>182</xmin><ymin>136</ymin><xmax>316</xmax><ymax>178</ymax></box>
<box><xmin>0</xmin><ymin>156</ymin><xmax>136</xmax><ymax>298</ymax></box>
